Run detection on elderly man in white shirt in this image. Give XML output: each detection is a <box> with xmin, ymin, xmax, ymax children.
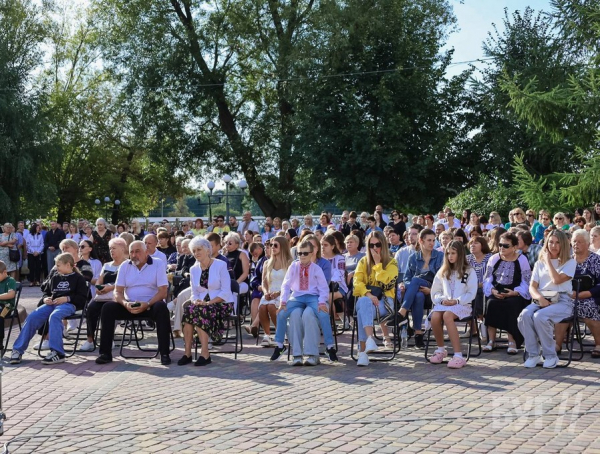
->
<box><xmin>270</xmin><ymin>240</ymin><xmax>334</xmax><ymax>365</ymax></box>
<box><xmin>95</xmin><ymin>240</ymin><xmax>171</xmax><ymax>365</ymax></box>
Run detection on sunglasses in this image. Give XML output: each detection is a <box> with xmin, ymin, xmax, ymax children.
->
<box><xmin>526</xmin><ymin>214</ymin><xmax>534</xmax><ymax>217</ymax></box>
<box><xmin>369</xmin><ymin>242</ymin><xmax>382</xmax><ymax>249</ymax></box>
<box><xmin>297</xmin><ymin>251</ymin><xmax>311</xmax><ymax>256</ymax></box>
<box><xmin>227</xmin><ymin>241</ymin><xmax>235</xmax><ymax>245</ymax></box>
<box><xmin>498</xmin><ymin>243</ymin><xmax>512</xmax><ymax>249</ymax></box>
<box><xmin>555</xmin><ymin>217</ymin><xmax>564</xmax><ymax>220</ymax></box>
<box><xmin>78</xmin><ymin>245</ymin><xmax>88</xmax><ymax>249</ymax></box>
<box><xmin>271</xmin><ymin>244</ymin><xmax>279</xmax><ymax>249</ymax></box>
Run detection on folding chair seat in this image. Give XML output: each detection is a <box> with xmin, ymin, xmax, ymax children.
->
<box><xmin>119</xmin><ymin>317</ymin><xmax>176</xmax><ymax>359</ymax></box>
<box><xmin>350</xmin><ymin>294</ymin><xmax>400</xmax><ymax>362</ymax></box>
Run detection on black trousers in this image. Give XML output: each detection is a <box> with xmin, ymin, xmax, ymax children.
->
<box><xmin>86</xmin><ymin>299</ymin><xmax>112</xmax><ymax>339</ymax></box>
<box><xmin>99</xmin><ymin>301</ymin><xmax>171</xmax><ymax>356</ymax></box>
<box><xmin>28</xmin><ymin>254</ymin><xmax>43</xmax><ymax>283</ymax></box>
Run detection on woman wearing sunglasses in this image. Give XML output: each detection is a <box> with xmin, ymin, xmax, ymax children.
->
<box><xmin>482</xmin><ymin>232</ymin><xmax>532</xmax><ymax>354</ymax></box>
<box><xmin>353</xmin><ymin>231</ymin><xmax>398</xmax><ymax>366</ymax></box>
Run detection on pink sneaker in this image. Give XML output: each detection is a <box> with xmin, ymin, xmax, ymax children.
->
<box><xmin>447</xmin><ymin>356</ymin><xmax>467</xmax><ymax>369</ymax></box>
<box><xmin>429</xmin><ymin>350</ymin><xmax>447</xmax><ymax>364</ymax></box>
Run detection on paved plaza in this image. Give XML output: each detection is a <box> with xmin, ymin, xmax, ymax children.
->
<box><xmin>1</xmin><ymin>287</ymin><xmax>600</xmax><ymax>453</ymax></box>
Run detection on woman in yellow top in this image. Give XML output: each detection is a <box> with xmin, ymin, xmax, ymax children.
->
<box><xmin>191</xmin><ymin>218</ymin><xmax>207</xmax><ymax>236</ymax></box>
<box><xmin>353</xmin><ymin>231</ymin><xmax>398</xmax><ymax>367</ymax></box>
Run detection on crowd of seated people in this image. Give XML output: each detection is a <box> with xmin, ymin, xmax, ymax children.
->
<box><xmin>5</xmin><ymin>203</ymin><xmax>600</xmax><ymax>369</ymax></box>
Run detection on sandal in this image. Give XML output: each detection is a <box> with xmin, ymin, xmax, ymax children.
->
<box><xmin>507</xmin><ymin>342</ymin><xmax>518</xmax><ymax>355</ymax></box>
<box><xmin>483</xmin><ymin>341</ymin><xmax>496</xmax><ymax>352</ymax></box>
<box><xmin>383</xmin><ymin>338</ymin><xmax>393</xmax><ymax>349</ymax></box>
<box><xmin>591</xmin><ymin>349</ymin><xmax>600</xmax><ymax>358</ymax></box>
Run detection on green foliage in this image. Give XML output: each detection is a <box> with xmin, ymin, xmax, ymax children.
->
<box><xmin>445</xmin><ymin>173</ymin><xmax>524</xmax><ymax>220</ymax></box>
<box><xmin>502</xmin><ymin>1</ymin><xmax>600</xmax><ymax>210</ymax></box>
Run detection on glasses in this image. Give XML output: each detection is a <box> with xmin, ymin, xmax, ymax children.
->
<box><xmin>297</xmin><ymin>251</ymin><xmax>311</xmax><ymax>256</ymax></box>
<box><xmin>526</xmin><ymin>214</ymin><xmax>534</xmax><ymax>217</ymax></box>
<box><xmin>227</xmin><ymin>241</ymin><xmax>235</xmax><ymax>246</ymax></box>
<box><xmin>498</xmin><ymin>243</ymin><xmax>512</xmax><ymax>249</ymax></box>
<box><xmin>542</xmin><ymin>217</ymin><xmax>549</xmax><ymax>221</ymax></box>
<box><xmin>78</xmin><ymin>245</ymin><xmax>87</xmax><ymax>249</ymax></box>
<box><xmin>271</xmin><ymin>244</ymin><xmax>279</xmax><ymax>249</ymax></box>
<box><xmin>369</xmin><ymin>242</ymin><xmax>382</xmax><ymax>249</ymax></box>
<box><xmin>555</xmin><ymin>217</ymin><xmax>564</xmax><ymax>220</ymax></box>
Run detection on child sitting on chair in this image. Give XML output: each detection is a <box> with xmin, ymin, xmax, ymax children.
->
<box><xmin>428</xmin><ymin>241</ymin><xmax>478</xmax><ymax>369</ymax></box>
<box><xmin>10</xmin><ymin>253</ymin><xmax>88</xmax><ymax>365</ymax></box>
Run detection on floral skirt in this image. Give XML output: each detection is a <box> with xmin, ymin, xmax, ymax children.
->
<box><xmin>182</xmin><ymin>302</ymin><xmax>233</xmax><ymax>343</ymax></box>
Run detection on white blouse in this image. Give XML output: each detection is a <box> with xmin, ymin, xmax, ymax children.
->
<box><xmin>190</xmin><ymin>259</ymin><xmax>234</xmax><ymax>312</ymax></box>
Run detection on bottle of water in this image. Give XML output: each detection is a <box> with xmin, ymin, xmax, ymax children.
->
<box><xmin>400</xmin><ymin>325</ymin><xmax>408</xmax><ymax>350</ymax></box>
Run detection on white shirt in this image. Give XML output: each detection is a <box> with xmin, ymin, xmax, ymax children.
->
<box><xmin>443</xmin><ymin>218</ymin><xmax>461</xmax><ymax>230</ymax></box>
<box><xmin>531</xmin><ymin>258</ymin><xmax>576</xmax><ymax>294</ymax></box>
<box><xmin>115</xmin><ymin>256</ymin><xmax>168</xmax><ymax>302</ymax></box>
<box><xmin>238</xmin><ymin>220</ymin><xmax>260</xmax><ymax>234</ymax></box>
<box><xmin>431</xmin><ymin>268</ymin><xmax>478</xmax><ymax>306</ymax></box>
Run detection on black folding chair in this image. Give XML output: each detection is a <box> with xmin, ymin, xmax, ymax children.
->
<box><xmin>424</xmin><ymin>303</ymin><xmax>482</xmax><ymax>363</ymax></box>
<box><xmin>350</xmin><ymin>292</ymin><xmax>400</xmax><ymax>362</ymax></box>
<box><xmin>2</xmin><ymin>282</ymin><xmax>22</xmax><ymax>356</ymax></box>
<box><xmin>555</xmin><ymin>275</ymin><xmax>589</xmax><ymax>367</ymax></box>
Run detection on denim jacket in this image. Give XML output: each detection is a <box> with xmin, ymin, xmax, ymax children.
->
<box><xmin>403</xmin><ymin>249</ymin><xmax>444</xmax><ymax>286</ymax></box>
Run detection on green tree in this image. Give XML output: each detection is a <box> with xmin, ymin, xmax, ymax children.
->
<box><xmin>502</xmin><ymin>1</ymin><xmax>600</xmax><ymax>208</ymax></box>
<box><xmin>296</xmin><ymin>0</ymin><xmax>469</xmax><ymax>213</ymax></box>
<box><xmin>460</xmin><ymin>7</ymin><xmax>583</xmax><ymax>188</ymax></box>
<box><xmin>0</xmin><ymin>0</ymin><xmax>50</xmax><ymax>221</ymax></box>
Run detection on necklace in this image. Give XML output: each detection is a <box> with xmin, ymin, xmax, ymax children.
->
<box><xmin>200</xmin><ymin>258</ymin><xmax>213</xmax><ymax>271</ymax></box>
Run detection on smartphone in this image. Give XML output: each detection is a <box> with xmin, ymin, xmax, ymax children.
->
<box><xmin>95</xmin><ymin>284</ymin><xmax>105</xmax><ymax>290</ymax></box>
<box><xmin>130</xmin><ymin>302</ymin><xmax>141</xmax><ymax>308</ymax></box>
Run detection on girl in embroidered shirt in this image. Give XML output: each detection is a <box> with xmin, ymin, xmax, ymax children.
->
<box><xmin>428</xmin><ymin>241</ymin><xmax>478</xmax><ymax>369</ymax></box>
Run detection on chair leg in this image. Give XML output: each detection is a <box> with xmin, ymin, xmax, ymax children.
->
<box><xmin>424</xmin><ymin>328</ymin><xmax>432</xmax><ymax>362</ymax></box>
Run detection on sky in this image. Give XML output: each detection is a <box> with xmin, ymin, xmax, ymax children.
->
<box><xmin>444</xmin><ymin>0</ymin><xmax>553</xmax><ymax>77</ymax></box>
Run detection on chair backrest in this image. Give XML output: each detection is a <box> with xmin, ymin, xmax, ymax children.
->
<box><xmin>230</xmin><ymin>279</ymin><xmax>240</xmax><ymax>315</ymax></box>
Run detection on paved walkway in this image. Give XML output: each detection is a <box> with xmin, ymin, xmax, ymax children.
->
<box><xmin>1</xmin><ymin>287</ymin><xmax>600</xmax><ymax>453</ymax></box>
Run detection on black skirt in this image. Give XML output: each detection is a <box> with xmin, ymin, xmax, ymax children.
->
<box><xmin>485</xmin><ymin>295</ymin><xmax>528</xmax><ymax>347</ymax></box>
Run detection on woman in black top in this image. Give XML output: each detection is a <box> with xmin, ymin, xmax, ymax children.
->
<box><xmin>224</xmin><ymin>233</ymin><xmax>250</xmax><ymax>295</ymax></box>
<box><xmin>92</xmin><ymin>218</ymin><xmax>113</xmax><ymax>264</ymax></box>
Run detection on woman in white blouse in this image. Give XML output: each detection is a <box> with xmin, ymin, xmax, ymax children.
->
<box><xmin>428</xmin><ymin>241</ymin><xmax>478</xmax><ymax>369</ymax></box>
<box><xmin>178</xmin><ymin>237</ymin><xmax>233</xmax><ymax>367</ymax></box>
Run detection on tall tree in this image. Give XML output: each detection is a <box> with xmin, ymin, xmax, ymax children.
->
<box><xmin>0</xmin><ymin>0</ymin><xmax>50</xmax><ymax>221</ymax></box>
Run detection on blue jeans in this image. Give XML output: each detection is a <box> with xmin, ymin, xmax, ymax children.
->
<box><xmin>274</xmin><ymin>294</ymin><xmax>334</xmax><ymax>348</ymax></box>
<box><xmin>13</xmin><ymin>303</ymin><xmax>76</xmax><ymax>355</ymax></box>
<box><xmin>356</xmin><ymin>296</ymin><xmax>389</xmax><ymax>342</ymax></box>
<box><xmin>401</xmin><ymin>277</ymin><xmax>431</xmax><ymax>331</ymax></box>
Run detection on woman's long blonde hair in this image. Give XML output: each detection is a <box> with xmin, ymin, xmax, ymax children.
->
<box><xmin>439</xmin><ymin>240</ymin><xmax>469</xmax><ymax>280</ymax></box>
<box><xmin>264</xmin><ymin>236</ymin><xmax>293</xmax><ymax>289</ymax></box>
<box><xmin>365</xmin><ymin>231</ymin><xmax>392</xmax><ymax>276</ymax></box>
<box><xmin>541</xmin><ymin>229</ymin><xmax>571</xmax><ymax>265</ymax></box>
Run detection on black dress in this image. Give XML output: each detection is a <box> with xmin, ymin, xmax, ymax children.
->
<box><xmin>92</xmin><ymin>230</ymin><xmax>112</xmax><ymax>264</ymax></box>
<box><xmin>485</xmin><ymin>258</ymin><xmax>530</xmax><ymax>348</ymax></box>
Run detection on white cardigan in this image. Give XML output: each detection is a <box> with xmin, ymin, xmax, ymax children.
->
<box><xmin>190</xmin><ymin>259</ymin><xmax>234</xmax><ymax>308</ymax></box>
<box><xmin>431</xmin><ymin>268</ymin><xmax>478</xmax><ymax>306</ymax></box>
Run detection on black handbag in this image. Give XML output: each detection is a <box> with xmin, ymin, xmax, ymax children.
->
<box><xmin>366</xmin><ymin>285</ymin><xmax>393</xmax><ymax>323</ymax></box>
<box><xmin>8</xmin><ymin>249</ymin><xmax>19</xmax><ymax>263</ymax></box>
<box><xmin>366</xmin><ymin>285</ymin><xmax>383</xmax><ymax>299</ymax></box>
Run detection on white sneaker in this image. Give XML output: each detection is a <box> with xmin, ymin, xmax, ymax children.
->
<box><xmin>67</xmin><ymin>320</ymin><xmax>78</xmax><ymax>331</ymax></box>
<box><xmin>357</xmin><ymin>351</ymin><xmax>369</xmax><ymax>367</ymax></box>
<box><xmin>79</xmin><ymin>341</ymin><xmax>95</xmax><ymax>352</ymax></box>
<box><xmin>365</xmin><ymin>336</ymin><xmax>378</xmax><ymax>353</ymax></box>
<box><xmin>292</xmin><ymin>356</ymin><xmax>303</xmax><ymax>366</ymax></box>
<box><xmin>261</xmin><ymin>336</ymin><xmax>271</xmax><ymax>347</ymax></box>
<box><xmin>543</xmin><ymin>356</ymin><xmax>559</xmax><ymax>369</ymax></box>
<box><xmin>304</xmin><ymin>355</ymin><xmax>319</xmax><ymax>366</ymax></box>
<box><xmin>524</xmin><ymin>354</ymin><xmax>542</xmax><ymax>368</ymax></box>
<box><xmin>36</xmin><ymin>340</ymin><xmax>50</xmax><ymax>351</ymax></box>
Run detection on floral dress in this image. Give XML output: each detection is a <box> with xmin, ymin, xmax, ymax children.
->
<box><xmin>92</xmin><ymin>230</ymin><xmax>112</xmax><ymax>264</ymax></box>
<box><xmin>181</xmin><ymin>267</ymin><xmax>232</xmax><ymax>342</ymax></box>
